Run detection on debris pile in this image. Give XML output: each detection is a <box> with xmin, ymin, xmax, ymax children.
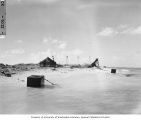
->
<box><xmin>89</xmin><ymin>58</ymin><xmax>100</xmax><ymax>68</ymax></box>
<box><xmin>0</xmin><ymin>64</ymin><xmax>12</xmax><ymax>77</ymax></box>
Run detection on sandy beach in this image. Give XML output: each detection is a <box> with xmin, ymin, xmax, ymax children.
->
<box><xmin>1</xmin><ymin>68</ymin><xmax>141</xmax><ymax>114</ymax></box>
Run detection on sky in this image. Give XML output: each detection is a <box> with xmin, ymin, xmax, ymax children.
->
<box><xmin>0</xmin><ymin>0</ymin><xmax>141</xmax><ymax>67</ymax></box>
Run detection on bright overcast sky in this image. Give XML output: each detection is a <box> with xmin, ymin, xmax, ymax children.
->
<box><xmin>0</xmin><ymin>0</ymin><xmax>141</xmax><ymax>67</ymax></box>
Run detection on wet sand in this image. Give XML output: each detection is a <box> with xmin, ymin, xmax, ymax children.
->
<box><xmin>0</xmin><ymin>68</ymin><xmax>141</xmax><ymax>114</ymax></box>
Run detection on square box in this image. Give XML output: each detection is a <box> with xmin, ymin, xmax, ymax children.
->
<box><xmin>111</xmin><ymin>69</ymin><xmax>116</xmax><ymax>73</ymax></box>
<box><xmin>27</xmin><ymin>75</ymin><xmax>45</xmax><ymax>87</ymax></box>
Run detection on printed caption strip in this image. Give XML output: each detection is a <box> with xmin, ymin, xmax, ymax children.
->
<box><xmin>0</xmin><ymin>0</ymin><xmax>6</xmax><ymax>38</ymax></box>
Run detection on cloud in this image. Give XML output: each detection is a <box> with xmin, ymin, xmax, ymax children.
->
<box><xmin>18</xmin><ymin>0</ymin><xmax>60</xmax><ymax>4</ymax></box>
<box><xmin>0</xmin><ymin>35</ymin><xmax>5</xmax><ymax>39</ymax></box>
<box><xmin>42</xmin><ymin>37</ymin><xmax>61</xmax><ymax>44</ymax></box>
<box><xmin>42</xmin><ymin>37</ymin><xmax>49</xmax><ymax>43</ymax></box>
<box><xmin>16</xmin><ymin>40</ymin><xmax>23</xmax><ymax>43</ymax></box>
<box><xmin>17</xmin><ymin>0</ymin><xmax>21</xmax><ymax>2</ymax></box>
<box><xmin>0</xmin><ymin>49</ymin><xmax>25</xmax><ymax>59</ymax></box>
<box><xmin>51</xmin><ymin>38</ymin><xmax>67</xmax><ymax>49</ymax></box>
<box><xmin>58</xmin><ymin>42</ymin><xmax>67</xmax><ymax>49</ymax></box>
<box><xmin>42</xmin><ymin>37</ymin><xmax>67</xmax><ymax>50</ymax></box>
<box><xmin>131</xmin><ymin>26</ymin><xmax>141</xmax><ymax>34</ymax></box>
<box><xmin>40</xmin><ymin>0</ymin><xmax>60</xmax><ymax>3</ymax></box>
<box><xmin>118</xmin><ymin>24</ymin><xmax>128</xmax><ymax>29</ymax></box>
<box><xmin>121</xmin><ymin>28</ymin><xmax>132</xmax><ymax>34</ymax></box>
<box><xmin>121</xmin><ymin>25</ymin><xmax>141</xmax><ymax>35</ymax></box>
<box><xmin>98</xmin><ymin>27</ymin><xmax>118</xmax><ymax>36</ymax></box>
<box><xmin>52</xmin><ymin>39</ymin><xmax>58</xmax><ymax>44</ymax></box>
<box><xmin>77</xmin><ymin>4</ymin><xmax>94</xmax><ymax>10</ymax></box>
<box><xmin>9</xmin><ymin>0</ymin><xmax>60</xmax><ymax>5</ymax></box>
<box><xmin>11</xmin><ymin>49</ymin><xmax>25</xmax><ymax>54</ymax></box>
<box><xmin>98</xmin><ymin>25</ymin><xmax>141</xmax><ymax>36</ymax></box>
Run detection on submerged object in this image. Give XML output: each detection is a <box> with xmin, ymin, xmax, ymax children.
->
<box><xmin>111</xmin><ymin>69</ymin><xmax>116</xmax><ymax>73</ymax></box>
<box><xmin>27</xmin><ymin>75</ymin><xmax>45</xmax><ymax>87</ymax></box>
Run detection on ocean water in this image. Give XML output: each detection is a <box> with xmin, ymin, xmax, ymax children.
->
<box><xmin>0</xmin><ymin>68</ymin><xmax>141</xmax><ymax>114</ymax></box>
<box><xmin>113</xmin><ymin>67</ymin><xmax>141</xmax><ymax>77</ymax></box>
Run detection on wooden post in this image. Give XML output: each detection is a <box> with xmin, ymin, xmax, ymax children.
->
<box><xmin>66</xmin><ymin>56</ymin><xmax>69</xmax><ymax>65</ymax></box>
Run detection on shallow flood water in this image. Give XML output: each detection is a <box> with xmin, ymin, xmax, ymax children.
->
<box><xmin>0</xmin><ymin>68</ymin><xmax>141</xmax><ymax>114</ymax></box>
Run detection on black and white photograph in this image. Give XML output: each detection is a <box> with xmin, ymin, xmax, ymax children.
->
<box><xmin>1</xmin><ymin>0</ymin><xmax>141</xmax><ymax>118</ymax></box>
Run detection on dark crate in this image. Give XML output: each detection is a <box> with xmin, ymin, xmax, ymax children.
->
<box><xmin>111</xmin><ymin>69</ymin><xmax>116</xmax><ymax>73</ymax></box>
<box><xmin>27</xmin><ymin>75</ymin><xmax>45</xmax><ymax>87</ymax></box>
